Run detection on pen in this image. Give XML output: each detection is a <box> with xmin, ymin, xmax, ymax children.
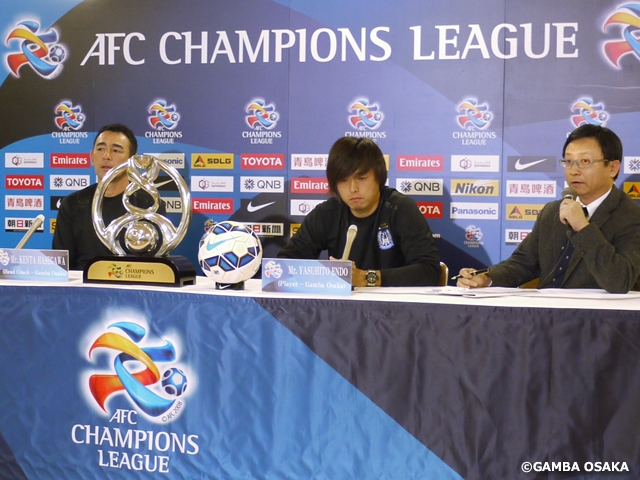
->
<box><xmin>450</xmin><ymin>268</ymin><xmax>489</xmax><ymax>281</ymax></box>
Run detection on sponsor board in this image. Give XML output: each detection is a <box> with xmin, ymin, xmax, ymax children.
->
<box><xmin>396</xmin><ymin>155</ymin><xmax>444</xmax><ymax>171</ymax></box>
<box><xmin>416</xmin><ymin>201</ymin><xmax>443</xmax><ymax>218</ymax></box>
<box><xmin>450</xmin><ymin>202</ymin><xmax>499</xmax><ymax>219</ymax></box>
<box><xmin>290</xmin><ymin>223</ymin><xmax>301</xmax><ymax>237</ymax></box>
<box><xmin>451</xmin><ymin>179</ymin><xmax>498</xmax><ymax>196</ymax></box>
<box><xmin>506</xmin><ymin>204</ymin><xmax>545</xmax><ymax>220</ymax></box>
<box><xmin>190</xmin><ymin>176</ymin><xmax>234</xmax><ymax>193</ymax></box>
<box><xmin>192</xmin><ymin>198</ymin><xmax>234</xmax><ymax>213</ymax></box>
<box><xmin>623</xmin><ymin>157</ymin><xmax>640</xmax><ymax>175</ymax></box>
<box><xmin>291</xmin><ymin>177</ymin><xmax>329</xmax><ymax>194</ymax></box>
<box><xmin>396</xmin><ymin>178</ymin><xmax>443</xmax><ymax>196</ymax></box>
<box><xmin>5</xmin><ymin>153</ymin><xmax>44</xmax><ymax>168</ymax></box>
<box><xmin>291</xmin><ymin>154</ymin><xmax>329</xmax><ymax>171</ymax></box>
<box><xmin>144</xmin><ymin>153</ymin><xmax>186</xmax><ymax>169</ymax></box>
<box><xmin>623</xmin><ymin>182</ymin><xmax>640</xmax><ymax>200</ymax></box>
<box><xmin>506</xmin><ymin>180</ymin><xmax>557</xmax><ymax>197</ymax></box>
<box><xmin>162</xmin><ymin>197</ymin><xmax>183</xmax><ymax>214</ymax></box>
<box><xmin>241</xmin><ymin>176</ymin><xmax>284</xmax><ymax>193</ymax></box>
<box><xmin>5</xmin><ymin>195</ymin><xmax>44</xmax><ymax>210</ymax></box>
<box><xmin>50</xmin><ymin>196</ymin><xmax>65</xmax><ymax>210</ymax></box>
<box><xmin>244</xmin><ymin>223</ymin><xmax>284</xmax><ymax>236</ymax></box>
<box><xmin>241</xmin><ymin>154</ymin><xmax>285</xmax><ymax>169</ymax></box>
<box><xmin>507</xmin><ymin>156</ymin><xmax>556</xmax><ymax>172</ymax></box>
<box><xmin>50</xmin><ymin>153</ymin><xmax>90</xmax><ymax>168</ymax></box>
<box><xmin>505</xmin><ymin>229</ymin><xmax>531</xmax><ymax>244</ymax></box>
<box><xmin>451</xmin><ymin>155</ymin><xmax>500</xmax><ymax>172</ymax></box>
<box><xmin>191</xmin><ymin>153</ymin><xmax>234</xmax><ymax>169</ymax></box>
<box><xmin>5</xmin><ymin>217</ymin><xmax>45</xmax><ymax>232</ymax></box>
<box><xmin>6</xmin><ymin>175</ymin><xmax>45</xmax><ymax>190</ymax></box>
<box><xmin>290</xmin><ymin>199</ymin><xmax>324</xmax><ymax>216</ymax></box>
<box><xmin>50</xmin><ymin>174</ymin><xmax>90</xmax><ymax>191</ymax></box>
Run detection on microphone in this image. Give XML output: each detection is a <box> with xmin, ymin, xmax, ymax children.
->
<box><xmin>341</xmin><ymin>225</ymin><xmax>358</xmax><ymax>261</ymax></box>
<box><xmin>561</xmin><ymin>187</ymin><xmax>577</xmax><ymax>201</ymax></box>
<box><xmin>15</xmin><ymin>214</ymin><xmax>45</xmax><ymax>249</ymax></box>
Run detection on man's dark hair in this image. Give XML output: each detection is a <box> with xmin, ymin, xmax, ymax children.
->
<box><xmin>326</xmin><ymin>137</ymin><xmax>387</xmax><ymax>194</ymax></box>
<box><xmin>562</xmin><ymin>125</ymin><xmax>622</xmax><ymax>179</ymax></box>
<box><xmin>94</xmin><ymin>123</ymin><xmax>138</xmax><ymax>156</ymax></box>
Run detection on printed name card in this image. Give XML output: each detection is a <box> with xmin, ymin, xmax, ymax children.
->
<box><xmin>261</xmin><ymin>258</ymin><xmax>352</xmax><ymax>296</ymax></box>
<box><xmin>0</xmin><ymin>249</ymin><xmax>69</xmax><ymax>282</ymax></box>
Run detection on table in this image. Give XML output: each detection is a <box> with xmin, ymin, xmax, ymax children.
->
<box><xmin>1</xmin><ymin>274</ymin><xmax>639</xmax><ymax>479</ymax></box>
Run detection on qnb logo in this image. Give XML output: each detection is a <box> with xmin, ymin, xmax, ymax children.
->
<box><xmin>349</xmin><ymin>98</ymin><xmax>383</xmax><ymax>130</ymax></box>
<box><xmin>87</xmin><ymin>322</ymin><xmax>189</xmax><ymax>421</ymax></box>
<box><xmin>149</xmin><ymin>100</ymin><xmax>180</xmax><ymax>130</ymax></box>
<box><xmin>603</xmin><ymin>4</ymin><xmax>640</xmax><ymax>68</ymax></box>
<box><xmin>457</xmin><ymin>98</ymin><xmax>493</xmax><ymax>130</ymax></box>
<box><xmin>55</xmin><ymin>101</ymin><xmax>85</xmax><ymax>130</ymax></box>
<box><xmin>6</xmin><ymin>20</ymin><xmax>66</xmax><ymax>79</ymax></box>
<box><xmin>571</xmin><ymin>97</ymin><xmax>608</xmax><ymax>127</ymax></box>
<box><xmin>246</xmin><ymin>99</ymin><xmax>278</xmax><ymax>130</ymax></box>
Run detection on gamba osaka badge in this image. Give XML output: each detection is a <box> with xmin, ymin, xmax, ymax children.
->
<box><xmin>377</xmin><ymin>223</ymin><xmax>394</xmax><ymax>250</ymax></box>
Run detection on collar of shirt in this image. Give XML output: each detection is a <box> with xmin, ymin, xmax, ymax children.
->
<box><xmin>578</xmin><ymin>187</ymin><xmax>612</xmax><ymax>219</ymax></box>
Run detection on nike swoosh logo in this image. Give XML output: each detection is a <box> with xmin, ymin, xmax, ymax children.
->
<box><xmin>206</xmin><ymin>238</ymin><xmax>232</xmax><ymax>251</ymax></box>
<box><xmin>514</xmin><ymin>158</ymin><xmax>548</xmax><ymax>170</ymax></box>
<box><xmin>155</xmin><ymin>179</ymin><xmax>175</xmax><ymax>188</ymax></box>
<box><xmin>247</xmin><ymin>201</ymin><xmax>275</xmax><ymax>213</ymax></box>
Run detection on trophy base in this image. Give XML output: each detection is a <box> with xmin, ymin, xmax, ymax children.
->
<box><xmin>215</xmin><ymin>281</ymin><xmax>245</xmax><ymax>290</ymax></box>
<box><xmin>83</xmin><ymin>255</ymin><xmax>196</xmax><ymax>287</ymax></box>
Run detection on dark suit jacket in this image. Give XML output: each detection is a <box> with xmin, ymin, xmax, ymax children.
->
<box><xmin>490</xmin><ymin>186</ymin><xmax>640</xmax><ymax>293</ymax></box>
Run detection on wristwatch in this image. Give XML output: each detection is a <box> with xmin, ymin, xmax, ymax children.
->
<box><xmin>365</xmin><ymin>270</ymin><xmax>379</xmax><ymax>287</ymax></box>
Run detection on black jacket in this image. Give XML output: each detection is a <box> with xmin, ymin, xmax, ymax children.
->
<box><xmin>278</xmin><ymin>187</ymin><xmax>440</xmax><ymax>286</ymax></box>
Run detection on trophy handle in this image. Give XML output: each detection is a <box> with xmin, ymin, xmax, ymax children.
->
<box><xmin>92</xmin><ymin>155</ymin><xmax>191</xmax><ymax>256</ymax></box>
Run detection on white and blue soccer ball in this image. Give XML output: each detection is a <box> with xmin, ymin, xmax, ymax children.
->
<box><xmin>198</xmin><ymin>221</ymin><xmax>262</xmax><ymax>284</ymax></box>
<box><xmin>161</xmin><ymin>367</ymin><xmax>188</xmax><ymax>397</ymax></box>
<box><xmin>49</xmin><ymin>45</ymin><xmax>66</xmax><ymax>63</ymax></box>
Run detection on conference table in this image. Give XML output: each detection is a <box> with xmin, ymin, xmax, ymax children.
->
<box><xmin>1</xmin><ymin>273</ymin><xmax>639</xmax><ymax>479</ymax></box>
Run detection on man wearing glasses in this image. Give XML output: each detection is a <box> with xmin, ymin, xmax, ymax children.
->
<box><xmin>457</xmin><ymin>124</ymin><xmax>640</xmax><ymax>293</ymax></box>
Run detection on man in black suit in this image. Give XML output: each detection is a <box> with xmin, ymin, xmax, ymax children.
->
<box><xmin>457</xmin><ymin>125</ymin><xmax>640</xmax><ymax>293</ymax></box>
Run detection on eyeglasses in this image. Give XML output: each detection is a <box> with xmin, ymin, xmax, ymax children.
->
<box><xmin>559</xmin><ymin>158</ymin><xmax>609</xmax><ymax>169</ymax></box>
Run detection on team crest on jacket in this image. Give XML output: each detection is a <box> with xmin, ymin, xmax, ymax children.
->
<box><xmin>377</xmin><ymin>224</ymin><xmax>394</xmax><ymax>250</ymax></box>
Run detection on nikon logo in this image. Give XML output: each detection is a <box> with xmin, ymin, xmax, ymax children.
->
<box><xmin>451</xmin><ymin>180</ymin><xmax>498</xmax><ymax>196</ymax></box>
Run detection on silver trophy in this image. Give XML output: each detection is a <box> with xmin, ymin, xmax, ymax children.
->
<box><xmin>84</xmin><ymin>154</ymin><xmax>195</xmax><ymax>286</ymax></box>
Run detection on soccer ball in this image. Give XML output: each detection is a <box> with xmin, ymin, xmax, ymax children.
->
<box><xmin>49</xmin><ymin>45</ymin><xmax>66</xmax><ymax>63</ymax></box>
<box><xmin>198</xmin><ymin>221</ymin><xmax>262</xmax><ymax>284</ymax></box>
<box><xmin>161</xmin><ymin>367</ymin><xmax>188</xmax><ymax>397</ymax></box>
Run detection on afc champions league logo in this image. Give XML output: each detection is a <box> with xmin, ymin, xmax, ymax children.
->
<box><xmin>570</xmin><ymin>97</ymin><xmax>609</xmax><ymax>128</ymax></box>
<box><xmin>456</xmin><ymin>98</ymin><xmax>493</xmax><ymax>131</ymax></box>
<box><xmin>5</xmin><ymin>20</ymin><xmax>66</xmax><ymax>79</ymax></box>
<box><xmin>349</xmin><ymin>98</ymin><xmax>384</xmax><ymax>130</ymax></box>
<box><xmin>602</xmin><ymin>3</ymin><xmax>640</xmax><ymax>68</ymax></box>
<box><xmin>85</xmin><ymin>320</ymin><xmax>191</xmax><ymax>422</ymax></box>
<box><xmin>148</xmin><ymin>99</ymin><xmax>180</xmax><ymax>130</ymax></box>
<box><xmin>245</xmin><ymin>98</ymin><xmax>279</xmax><ymax>130</ymax></box>
<box><xmin>55</xmin><ymin>101</ymin><xmax>85</xmax><ymax>131</ymax></box>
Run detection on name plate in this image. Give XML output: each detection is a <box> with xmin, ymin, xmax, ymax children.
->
<box><xmin>0</xmin><ymin>248</ymin><xmax>69</xmax><ymax>282</ymax></box>
<box><xmin>261</xmin><ymin>258</ymin><xmax>352</xmax><ymax>296</ymax></box>
<box><xmin>84</xmin><ymin>256</ymin><xmax>196</xmax><ymax>287</ymax></box>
